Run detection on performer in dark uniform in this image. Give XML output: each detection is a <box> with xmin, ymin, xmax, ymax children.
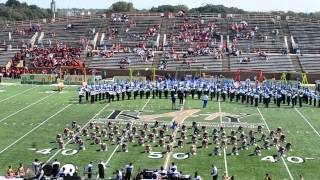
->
<box><xmin>254</xmin><ymin>92</ymin><xmax>259</xmax><ymax>107</ymax></box>
<box><xmin>287</xmin><ymin>90</ymin><xmax>291</xmax><ymax>106</ymax></box>
<box><xmin>230</xmin><ymin>87</ymin><xmax>235</xmax><ymax>102</ymax></box>
<box><xmin>264</xmin><ymin>92</ymin><xmax>270</xmax><ymax>108</ymax></box>
<box><xmin>90</xmin><ymin>89</ymin><xmax>95</xmax><ymax>104</ymax></box>
<box><xmin>79</xmin><ymin>87</ymin><xmax>84</xmax><ymax>104</ymax></box>
<box><xmin>164</xmin><ymin>84</ymin><xmax>169</xmax><ymax>99</ymax></box>
<box><xmin>299</xmin><ymin>92</ymin><xmax>303</xmax><ymax>108</ymax></box>
<box><xmin>140</xmin><ymin>84</ymin><xmax>144</xmax><ymax>99</ymax></box>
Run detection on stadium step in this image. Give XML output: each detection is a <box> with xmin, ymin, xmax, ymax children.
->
<box><xmin>222</xmin><ymin>55</ymin><xmax>230</xmax><ymax>71</ymax></box>
<box><xmin>153</xmin><ymin>53</ymin><xmax>162</xmax><ymax>68</ymax></box>
<box><xmin>281</xmin><ymin>20</ymin><xmax>294</xmax><ymax>53</ymax></box>
<box><xmin>290</xmin><ymin>54</ymin><xmax>303</xmax><ymax>73</ymax></box>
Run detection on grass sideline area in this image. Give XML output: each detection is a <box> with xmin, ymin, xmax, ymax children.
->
<box><xmin>0</xmin><ymin>79</ymin><xmax>319</xmax><ymax>179</ymax></box>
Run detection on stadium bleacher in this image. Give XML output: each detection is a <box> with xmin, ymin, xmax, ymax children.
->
<box><xmin>229</xmin><ymin>53</ymin><xmax>295</xmax><ymax>73</ymax></box>
<box><xmin>0</xmin><ymin>12</ymin><xmax>320</xmax><ymax>76</ymax></box>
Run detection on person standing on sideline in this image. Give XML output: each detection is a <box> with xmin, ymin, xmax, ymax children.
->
<box><xmin>51</xmin><ymin>159</ymin><xmax>61</xmax><ymax>177</ymax></box>
<box><xmin>211</xmin><ymin>165</ymin><xmax>218</xmax><ymax>180</ymax></box>
<box><xmin>203</xmin><ymin>93</ymin><xmax>209</xmax><ymax>108</ymax></box>
<box><xmin>98</xmin><ymin>160</ymin><xmax>106</xmax><ymax>179</ymax></box>
<box><xmin>124</xmin><ymin>163</ymin><xmax>134</xmax><ymax>180</ymax></box>
<box><xmin>194</xmin><ymin>171</ymin><xmax>202</xmax><ymax>180</ymax></box>
<box><xmin>86</xmin><ymin>161</ymin><xmax>93</xmax><ymax>179</ymax></box>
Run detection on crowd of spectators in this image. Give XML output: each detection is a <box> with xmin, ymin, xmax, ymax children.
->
<box><xmin>111</xmin><ymin>13</ymin><xmax>129</xmax><ymax>22</ymax></box>
<box><xmin>168</xmin><ymin>19</ymin><xmax>220</xmax><ymax>44</ymax></box>
<box><xmin>11</xmin><ymin>46</ymin><xmax>84</xmax><ymax>71</ymax></box>
<box><xmin>14</xmin><ymin>24</ymin><xmax>42</xmax><ymax>37</ymax></box>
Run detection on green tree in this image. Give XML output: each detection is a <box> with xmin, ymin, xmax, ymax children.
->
<box><xmin>150</xmin><ymin>5</ymin><xmax>188</xmax><ymax>13</ymax></box>
<box><xmin>110</xmin><ymin>1</ymin><xmax>135</xmax><ymax>12</ymax></box>
<box><xmin>5</xmin><ymin>0</ymin><xmax>20</xmax><ymax>7</ymax></box>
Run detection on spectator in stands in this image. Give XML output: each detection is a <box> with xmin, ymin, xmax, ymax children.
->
<box><xmin>281</xmin><ymin>48</ymin><xmax>288</xmax><ymax>55</ymax></box>
<box><xmin>240</xmin><ymin>57</ymin><xmax>250</xmax><ymax>64</ymax></box>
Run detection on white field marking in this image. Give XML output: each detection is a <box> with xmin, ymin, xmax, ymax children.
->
<box><xmin>294</xmin><ymin>108</ymin><xmax>320</xmax><ymax>138</ymax></box>
<box><xmin>0</xmin><ymin>94</ymin><xmax>54</xmax><ymax>123</ymax></box>
<box><xmin>106</xmin><ymin>98</ymin><xmax>152</xmax><ymax>166</ymax></box>
<box><xmin>218</xmin><ymin>100</ymin><xmax>228</xmax><ymax>176</ymax></box>
<box><xmin>0</xmin><ymin>86</ymin><xmax>37</xmax><ymax>103</ymax></box>
<box><xmin>0</xmin><ymin>104</ymin><xmax>72</xmax><ymax>155</ymax></box>
<box><xmin>0</xmin><ymin>84</ymin><xmax>14</xmax><ymax>89</ymax></box>
<box><xmin>137</xmin><ymin>97</ymin><xmax>152</xmax><ymax>117</ymax></box>
<box><xmin>46</xmin><ymin>104</ymin><xmax>110</xmax><ymax>163</ymax></box>
<box><xmin>163</xmin><ymin>99</ymin><xmax>187</xmax><ymax>170</ymax></box>
<box><xmin>107</xmin><ymin>110</ymin><xmax>115</xmax><ymax>119</ymax></box>
<box><xmin>257</xmin><ymin>108</ymin><xmax>294</xmax><ymax>180</ymax></box>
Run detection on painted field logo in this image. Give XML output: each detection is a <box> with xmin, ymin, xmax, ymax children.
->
<box><xmin>224</xmin><ymin>113</ymin><xmax>252</xmax><ymax>123</ymax></box>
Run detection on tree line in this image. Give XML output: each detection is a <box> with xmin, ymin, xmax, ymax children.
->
<box><xmin>0</xmin><ymin>0</ymin><xmax>51</xmax><ymax>21</ymax></box>
<box><xmin>1</xmin><ymin>0</ymin><xmax>320</xmax><ymax>21</ymax></box>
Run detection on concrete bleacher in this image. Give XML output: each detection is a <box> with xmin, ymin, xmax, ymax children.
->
<box><xmin>103</xmin><ymin>15</ymin><xmax>162</xmax><ymax>48</ymax></box>
<box><xmin>227</xmin><ymin>18</ymin><xmax>285</xmax><ymax>54</ymax></box>
<box><xmin>0</xmin><ymin>50</ymin><xmax>19</xmax><ymax>67</ymax></box>
<box><xmin>165</xmin><ymin>15</ymin><xmax>284</xmax><ymax>54</ymax></box>
<box><xmin>89</xmin><ymin>52</ymin><xmax>154</xmax><ymax>69</ymax></box>
<box><xmin>0</xmin><ymin>13</ymin><xmax>319</xmax><ymax>75</ymax></box>
<box><xmin>297</xmin><ymin>54</ymin><xmax>320</xmax><ymax>74</ymax></box>
<box><xmin>41</xmin><ymin>16</ymin><xmax>105</xmax><ymax>48</ymax></box>
<box><xmin>230</xmin><ymin>53</ymin><xmax>295</xmax><ymax>72</ymax></box>
<box><xmin>288</xmin><ymin>18</ymin><xmax>320</xmax><ymax>54</ymax></box>
<box><xmin>164</xmin><ymin>54</ymin><xmax>224</xmax><ymax>71</ymax></box>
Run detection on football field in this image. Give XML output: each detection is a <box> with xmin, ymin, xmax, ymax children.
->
<box><xmin>0</xmin><ymin>81</ymin><xmax>320</xmax><ymax>179</ymax></box>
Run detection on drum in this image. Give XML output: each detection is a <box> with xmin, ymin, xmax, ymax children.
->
<box><xmin>43</xmin><ymin>164</ymin><xmax>53</xmax><ymax>176</ymax></box>
<box><xmin>60</xmin><ymin>164</ymin><xmax>77</xmax><ymax>176</ymax></box>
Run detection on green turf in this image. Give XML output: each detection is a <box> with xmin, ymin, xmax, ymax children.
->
<box><xmin>0</xmin><ymin>80</ymin><xmax>319</xmax><ymax>180</ymax></box>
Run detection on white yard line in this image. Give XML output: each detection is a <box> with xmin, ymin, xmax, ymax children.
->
<box><xmin>257</xmin><ymin>108</ymin><xmax>294</xmax><ymax>180</ymax></box>
<box><xmin>163</xmin><ymin>99</ymin><xmax>187</xmax><ymax>169</ymax></box>
<box><xmin>137</xmin><ymin>98</ymin><xmax>152</xmax><ymax>117</ymax></box>
<box><xmin>46</xmin><ymin>103</ymin><xmax>110</xmax><ymax>163</ymax></box>
<box><xmin>0</xmin><ymin>104</ymin><xmax>72</xmax><ymax>155</ymax></box>
<box><xmin>294</xmin><ymin>108</ymin><xmax>320</xmax><ymax>138</ymax></box>
<box><xmin>0</xmin><ymin>94</ymin><xmax>54</xmax><ymax>123</ymax></box>
<box><xmin>106</xmin><ymin>98</ymin><xmax>152</xmax><ymax>166</ymax></box>
<box><xmin>218</xmin><ymin>100</ymin><xmax>229</xmax><ymax>176</ymax></box>
<box><xmin>0</xmin><ymin>86</ymin><xmax>37</xmax><ymax>103</ymax></box>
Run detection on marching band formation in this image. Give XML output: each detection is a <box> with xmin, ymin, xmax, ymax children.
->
<box><xmin>78</xmin><ymin>78</ymin><xmax>320</xmax><ymax>108</ymax></box>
